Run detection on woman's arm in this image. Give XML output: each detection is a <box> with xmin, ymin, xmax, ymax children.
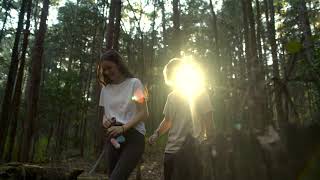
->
<box><xmin>107</xmin><ymin>100</ymin><xmax>148</xmax><ymax>137</ymax></box>
<box><xmin>123</xmin><ymin>100</ymin><xmax>149</xmax><ymax>132</ymax></box>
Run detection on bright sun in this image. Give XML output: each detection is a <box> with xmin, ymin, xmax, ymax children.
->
<box><xmin>173</xmin><ymin>58</ymin><xmax>205</xmax><ymax>98</ymax></box>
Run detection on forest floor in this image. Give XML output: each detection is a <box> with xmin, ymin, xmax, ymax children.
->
<box><xmin>42</xmin><ymin>145</ymin><xmax>165</xmax><ymax>180</ymax></box>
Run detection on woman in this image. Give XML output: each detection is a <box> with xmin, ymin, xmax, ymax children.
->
<box><xmin>98</xmin><ymin>49</ymin><xmax>148</xmax><ymax>180</ymax></box>
<box><xmin>148</xmin><ymin>58</ymin><xmax>214</xmax><ymax>180</ymax></box>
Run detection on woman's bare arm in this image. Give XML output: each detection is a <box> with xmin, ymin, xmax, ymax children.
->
<box><xmin>122</xmin><ymin>100</ymin><xmax>149</xmax><ymax>132</ymax></box>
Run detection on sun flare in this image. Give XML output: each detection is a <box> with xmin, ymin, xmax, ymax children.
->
<box><xmin>173</xmin><ymin>58</ymin><xmax>205</xmax><ymax>98</ymax></box>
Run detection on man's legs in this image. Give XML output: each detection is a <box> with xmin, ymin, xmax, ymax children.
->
<box><xmin>164</xmin><ymin>153</ymin><xmax>175</xmax><ymax>180</ymax></box>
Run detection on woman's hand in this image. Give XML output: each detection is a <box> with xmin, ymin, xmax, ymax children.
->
<box><xmin>107</xmin><ymin>126</ymin><xmax>125</xmax><ymax>138</ymax></box>
<box><xmin>102</xmin><ymin>116</ymin><xmax>112</xmax><ymax>128</ymax></box>
<box><xmin>148</xmin><ymin>131</ymin><xmax>159</xmax><ymax>145</ymax></box>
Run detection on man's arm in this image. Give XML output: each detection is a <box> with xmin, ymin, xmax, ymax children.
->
<box><xmin>156</xmin><ymin>117</ymin><xmax>172</xmax><ymax>136</ymax></box>
<box><xmin>148</xmin><ymin>117</ymin><xmax>172</xmax><ymax>144</ymax></box>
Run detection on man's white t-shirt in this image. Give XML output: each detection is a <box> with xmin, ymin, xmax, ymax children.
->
<box><xmin>163</xmin><ymin>90</ymin><xmax>213</xmax><ymax>153</ymax></box>
<box><xmin>99</xmin><ymin>78</ymin><xmax>146</xmax><ymax>135</ymax></box>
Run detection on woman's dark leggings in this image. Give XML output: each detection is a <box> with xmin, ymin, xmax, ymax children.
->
<box><xmin>107</xmin><ymin>128</ymin><xmax>145</xmax><ymax>180</ymax></box>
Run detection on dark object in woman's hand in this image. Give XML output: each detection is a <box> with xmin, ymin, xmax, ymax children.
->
<box><xmin>107</xmin><ymin>126</ymin><xmax>124</xmax><ymax>138</ymax></box>
<box><xmin>102</xmin><ymin>115</ymin><xmax>113</xmax><ymax>128</ymax></box>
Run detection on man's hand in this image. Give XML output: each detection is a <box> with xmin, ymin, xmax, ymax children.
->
<box><xmin>148</xmin><ymin>131</ymin><xmax>159</xmax><ymax>145</ymax></box>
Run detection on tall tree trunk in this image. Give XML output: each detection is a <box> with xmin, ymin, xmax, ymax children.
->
<box><xmin>23</xmin><ymin>0</ymin><xmax>41</xmax><ymax>106</ymax></box>
<box><xmin>266</xmin><ymin>0</ymin><xmax>284</xmax><ymax>127</ymax></box>
<box><xmin>80</xmin><ymin>79</ymin><xmax>92</xmax><ymax>156</ymax></box>
<box><xmin>147</xmin><ymin>0</ymin><xmax>158</xmax><ymax>130</ymax></box>
<box><xmin>137</xmin><ymin>9</ymin><xmax>145</xmax><ymax>81</ymax></box>
<box><xmin>250</xmin><ymin>0</ymin><xmax>268</xmax><ymax>129</ymax></box>
<box><xmin>113</xmin><ymin>0</ymin><xmax>122</xmax><ymax>51</ymax></box>
<box><xmin>33</xmin><ymin>0</ymin><xmax>40</xmax><ymax>31</ymax></box>
<box><xmin>150</xmin><ymin>1</ymin><xmax>157</xmax><ymax>73</ymax></box>
<box><xmin>262</xmin><ymin>0</ymin><xmax>270</xmax><ymax>79</ymax></box>
<box><xmin>80</xmin><ymin>119</ymin><xmax>86</xmax><ymax>156</ymax></box>
<box><xmin>159</xmin><ymin>0</ymin><xmax>167</xmax><ymax>48</ymax></box>
<box><xmin>0</xmin><ymin>0</ymin><xmax>28</xmax><ymax>158</ymax></box>
<box><xmin>297</xmin><ymin>0</ymin><xmax>315</xmax><ymax>66</ymax></box>
<box><xmin>45</xmin><ymin>124</ymin><xmax>54</xmax><ymax>155</ymax></box>
<box><xmin>5</xmin><ymin>0</ymin><xmax>33</xmax><ymax>162</ymax></box>
<box><xmin>106</xmin><ymin>0</ymin><xmax>116</xmax><ymax>49</ymax></box>
<box><xmin>237</xmin><ymin>34</ymin><xmax>246</xmax><ymax>81</ymax></box>
<box><xmin>241</xmin><ymin>0</ymin><xmax>250</xmax><ymax>79</ymax></box>
<box><xmin>241</xmin><ymin>0</ymin><xmax>251</xmax><ymax>129</ymax></box>
<box><xmin>94</xmin><ymin>2</ymin><xmax>109</xmax><ymax>155</ymax></box>
<box><xmin>296</xmin><ymin>0</ymin><xmax>320</xmax><ymax>88</ymax></box>
<box><xmin>30</xmin><ymin>132</ymin><xmax>39</xmax><ymax>161</ymax></box>
<box><xmin>209</xmin><ymin>0</ymin><xmax>219</xmax><ymax>56</ymax></box>
<box><xmin>20</xmin><ymin>0</ymin><xmax>49</xmax><ymax>162</ymax></box>
<box><xmin>255</xmin><ymin>0</ymin><xmax>263</xmax><ymax>62</ymax></box>
<box><xmin>54</xmin><ymin>109</ymin><xmax>63</xmax><ymax>158</ymax></box>
<box><xmin>209</xmin><ymin>0</ymin><xmax>223</xmax><ymax>90</ymax></box>
<box><xmin>80</xmin><ymin>27</ymin><xmax>98</xmax><ymax>156</ymax></box>
<box><xmin>243</xmin><ymin>0</ymin><xmax>267</xmax><ymax>129</ymax></box>
<box><xmin>172</xmin><ymin>0</ymin><xmax>181</xmax><ymax>56</ymax></box>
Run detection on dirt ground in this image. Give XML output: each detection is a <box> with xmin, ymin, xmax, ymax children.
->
<box><xmin>45</xmin><ymin>145</ymin><xmax>165</xmax><ymax>180</ymax></box>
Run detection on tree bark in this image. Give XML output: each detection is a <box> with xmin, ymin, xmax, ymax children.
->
<box><xmin>255</xmin><ymin>0</ymin><xmax>263</xmax><ymax>62</ymax></box>
<box><xmin>5</xmin><ymin>0</ymin><xmax>33</xmax><ymax>162</ymax></box>
<box><xmin>80</xmin><ymin>28</ymin><xmax>98</xmax><ymax>156</ymax></box>
<box><xmin>0</xmin><ymin>0</ymin><xmax>28</xmax><ymax>159</ymax></box>
<box><xmin>241</xmin><ymin>0</ymin><xmax>250</xmax><ymax>79</ymax></box>
<box><xmin>243</xmin><ymin>0</ymin><xmax>268</xmax><ymax>129</ymax></box>
<box><xmin>172</xmin><ymin>0</ymin><xmax>181</xmax><ymax>56</ymax></box>
<box><xmin>209</xmin><ymin>0</ymin><xmax>221</xmax><ymax>87</ymax></box>
<box><xmin>20</xmin><ymin>0</ymin><xmax>50</xmax><ymax>162</ymax></box>
<box><xmin>113</xmin><ymin>0</ymin><xmax>122</xmax><ymax>51</ymax></box>
<box><xmin>54</xmin><ymin>109</ymin><xmax>63</xmax><ymax>158</ymax></box>
<box><xmin>295</xmin><ymin>0</ymin><xmax>320</xmax><ymax>89</ymax></box>
<box><xmin>159</xmin><ymin>0</ymin><xmax>167</xmax><ymax>48</ymax></box>
<box><xmin>106</xmin><ymin>0</ymin><xmax>116</xmax><ymax>49</ymax></box>
<box><xmin>45</xmin><ymin>124</ymin><xmax>54</xmax><ymax>155</ymax></box>
<box><xmin>33</xmin><ymin>0</ymin><xmax>40</xmax><ymax>31</ymax></box>
<box><xmin>297</xmin><ymin>0</ymin><xmax>315</xmax><ymax>66</ymax></box>
<box><xmin>241</xmin><ymin>0</ymin><xmax>252</xmax><ymax>129</ymax></box>
<box><xmin>209</xmin><ymin>0</ymin><xmax>219</xmax><ymax>56</ymax></box>
<box><xmin>94</xmin><ymin>1</ymin><xmax>109</xmax><ymax>156</ymax></box>
<box><xmin>266</xmin><ymin>0</ymin><xmax>285</xmax><ymax>127</ymax></box>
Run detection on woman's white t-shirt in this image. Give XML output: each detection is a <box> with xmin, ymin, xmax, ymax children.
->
<box><xmin>99</xmin><ymin>78</ymin><xmax>146</xmax><ymax>135</ymax></box>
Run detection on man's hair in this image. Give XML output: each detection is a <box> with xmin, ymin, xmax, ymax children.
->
<box><xmin>163</xmin><ymin>58</ymin><xmax>183</xmax><ymax>86</ymax></box>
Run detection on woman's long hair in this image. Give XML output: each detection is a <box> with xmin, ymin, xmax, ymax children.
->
<box><xmin>97</xmin><ymin>49</ymin><xmax>134</xmax><ymax>86</ymax></box>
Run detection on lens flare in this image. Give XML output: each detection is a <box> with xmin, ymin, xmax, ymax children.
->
<box><xmin>173</xmin><ymin>60</ymin><xmax>205</xmax><ymax>98</ymax></box>
<box><xmin>132</xmin><ymin>89</ymin><xmax>145</xmax><ymax>103</ymax></box>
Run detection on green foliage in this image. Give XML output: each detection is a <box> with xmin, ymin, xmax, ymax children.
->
<box><xmin>34</xmin><ymin>1</ymin><xmax>105</xmax><ymax>158</ymax></box>
<box><xmin>285</xmin><ymin>40</ymin><xmax>303</xmax><ymax>54</ymax></box>
<box><xmin>33</xmin><ymin>136</ymin><xmax>48</xmax><ymax>162</ymax></box>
